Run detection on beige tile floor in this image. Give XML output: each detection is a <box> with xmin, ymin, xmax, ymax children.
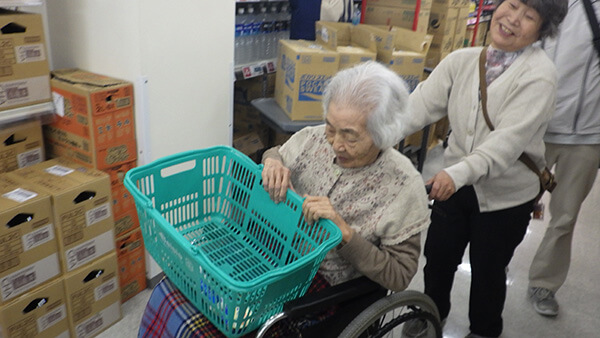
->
<box><xmin>99</xmin><ymin>144</ymin><xmax>600</xmax><ymax>337</ymax></box>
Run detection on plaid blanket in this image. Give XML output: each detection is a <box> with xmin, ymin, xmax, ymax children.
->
<box><xmin>138</xmin><ymin>274</ymin><xmax>331</xmax><ymax>337</ymax></box>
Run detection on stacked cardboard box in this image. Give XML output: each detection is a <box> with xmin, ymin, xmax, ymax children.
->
<box><xmin>42</xmin><ymin>69</ymin><xmax>146</xmax><ymax>303</ymax></box>
<box><xmin>274</xmin><ymin>39</ymin><xmax>340</xmax><ymax>121</ymax></box>
<box><xmin>363</xmin><ymin>0</ymin><xmax>433</xmax><ymax>34</ymax></box>
<box><xmin>315</xmin><ymin>21</ymin><xmax>377</xmax><ymax>70</ymax></box>
<box><xmin>425</xmin><ymin>0</ymin><xmax>471</xmax><ymax>68</ymax></box>
<box><xmin>0</xmin><ymin>119</ymin><xmax>44</xmax><ymax>173</ymax></box>
<box><xmin>352</xmin><ymin>24</ymin><xmax>432</xmax><ymax>92</ymax></box>
<box><xmin>273</xmin><ymin>23</ymin><xmax>432</xmax><ymax>121</ymax></box>
<box><xmin>0</xmin><ymin>159</ymin><xmax>123</xmax><ymax>337</ymax></box>
<box><xmin>0</xmin><ymin>10</ymin><xmax>52</xmax><ymax>113</ymax></box>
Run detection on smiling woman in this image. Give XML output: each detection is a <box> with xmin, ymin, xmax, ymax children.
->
<box><xmin>399</xmin><ymin>0</ymin><xmax>568</xmax><ymax>337</ymax></box>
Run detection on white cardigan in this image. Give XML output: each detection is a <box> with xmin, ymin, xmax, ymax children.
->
<box><xmin>406</xmin><ymin>45</ymin><xmax>557</xmax><ymax>211</ymax></box>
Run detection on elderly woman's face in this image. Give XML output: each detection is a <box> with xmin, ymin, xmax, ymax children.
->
<box><xmin>490</xmin><ymin>0</ymin><xmax>542</xmax><ymax>52</ymax></box>
<box><xmin>325</xmin><ymin>102</ymin><xmax>380</xmax><ymax>168</ymax></box>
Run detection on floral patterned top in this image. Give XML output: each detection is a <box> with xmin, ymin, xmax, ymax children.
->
<box><xmin>276</xmin><ymin>125</ymin><xmax>431</xmax><ymax>288</ymax></box>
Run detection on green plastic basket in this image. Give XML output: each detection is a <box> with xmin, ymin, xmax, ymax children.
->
<box><xmin>124</xmin><ymin>146</ymin><xmax>341</xmax><ymax>337</ymax></box>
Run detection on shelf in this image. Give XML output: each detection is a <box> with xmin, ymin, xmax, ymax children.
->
<box><xmin>234</xmin><ymin>58</ymin><xmax>278</xmax><ymax>81</ymax></box>
<box><xmin>251</xmin><ymin>97</ymin><xmax>323</xmax><ymax>134</ymax></box>
<box><xmin>0</xmin><ymin>101</ymin><xmax>55</xmax><ymax>125</ymax></box>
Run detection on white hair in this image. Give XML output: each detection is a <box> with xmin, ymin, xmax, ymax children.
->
<box><xmin>321</xmin><ymin>61</ymin><xmax>410</xmax><ymax>149</ymax></box>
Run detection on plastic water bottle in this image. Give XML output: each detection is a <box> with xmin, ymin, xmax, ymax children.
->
<box><xmin>241</xmin><ymin>7</ymin><xmax>254</xmax><ymax>64</ymax></box>
<box><xmin>258</xmin><ymin>5</ymin><xmax>268</xmax><ymax>60</ymax></box>
<box><xmin>235</xmin><ymin>7</ymin><xmax>245</xmax><ymax>65</ymax></box>
<box><xmin>278</xmin><ymin>4</ymin><xmax>291</xmax><ymax>41</ymax></box>
<box><xmin>352</xmin><ymin>4</ymin><xmax>361</xmax><ymax>25</ymax></box>
<box><xmin>246</xmin><ymin>6</ymin><xmax>258</xmax><ymax>63</ymax></box>
<box><xmin>250</xmin><ymin>6</ymin><xmax>262</xmax><ymax>63</ymax></box>
<box><xmin>265</xmin><ymin>4</ymin><xmax>279</xmax><ymax>60</ymax></box>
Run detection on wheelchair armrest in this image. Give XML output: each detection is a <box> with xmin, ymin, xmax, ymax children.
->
<box><xmin>282</xmin><ymin>276</ymin><xmax>384</xmax><ymax>319</ymax></box>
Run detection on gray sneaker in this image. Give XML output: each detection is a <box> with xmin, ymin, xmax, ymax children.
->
<box><xmin>528</xmin><ymin>287</ymin><xmax>559</xmax><ymax>316</ymax></box>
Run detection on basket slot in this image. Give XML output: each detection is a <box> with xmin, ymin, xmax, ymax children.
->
<box><xmin>160</xmin><ymin>159</ymin><xmax>196</xmax><ymax>178</ymax></box>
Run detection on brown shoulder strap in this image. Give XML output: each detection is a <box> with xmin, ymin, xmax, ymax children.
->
<box><xmin>478</xmin><ymin>47</ymin><xmax>546</xmax><ymax>179</ymax></box>
<box><xmin>478</xmin><ymin>47</ymin><xmax>495</xmax><ymax>131</ymax></box>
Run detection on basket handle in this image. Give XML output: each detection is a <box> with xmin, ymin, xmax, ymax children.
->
<box><xmin>159</xmin><ymin>159</ymin><xmax>196</xmax><ymax>178</ymax></box>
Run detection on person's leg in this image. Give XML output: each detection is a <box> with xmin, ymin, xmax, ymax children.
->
<box><xmin>423</xmin><ymin>186</ymin><xmax>475</xmax><ymax>321</ymax></box>
<box><xmin>467</xmin><ymin>199</ymin><xmax>533</xmax><ymax>337</ymax></box>
<box><xmin>529</xmin><ymin>144</ymin><xmax>600</xmax><ymax>292</ymax></box>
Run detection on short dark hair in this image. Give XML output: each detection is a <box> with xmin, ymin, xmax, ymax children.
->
<box><xmin>495</xmin><ymin>0</ymin><xmax>568</xmax><ymax>39</ymax></box>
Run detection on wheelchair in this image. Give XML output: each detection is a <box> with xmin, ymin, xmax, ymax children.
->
<box><xmin>256</xmin><ymin>276</ymin><xmax>442</xmax><ymax>338</ymax></box>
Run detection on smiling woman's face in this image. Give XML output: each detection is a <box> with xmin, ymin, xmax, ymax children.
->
<box><xmin>489</xmin><ymin>0</ymin><xmax>542</xmax><ymax>52</ymax></box>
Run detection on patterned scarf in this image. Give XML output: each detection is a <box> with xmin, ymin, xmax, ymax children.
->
<box><xmin>485</xmin><ymin>46</ymin><xmax>524</xmax><ymax>85</ymax></box>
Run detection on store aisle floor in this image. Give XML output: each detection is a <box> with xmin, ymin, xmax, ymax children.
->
<box><xmin>99</xmin><ymin>144</ymin><xmax>600</xmax><ymax>338</ymax></box>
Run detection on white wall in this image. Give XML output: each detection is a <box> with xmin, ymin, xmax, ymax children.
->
<box><xmin>44</xmin><ymin>0</ymin><xmax>234</xmax><ymax>163</ymax></box>
<box><xmin>42</xmin><ymin>0</ymin><xmax>235</xmax><ymax>281</ymax></box>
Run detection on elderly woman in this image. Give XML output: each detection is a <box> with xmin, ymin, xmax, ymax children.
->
<box><xmin>262</xmin><ymin>60</ymin><xmax>430</xmax><ymax>293</ymax></box>
<box><xmin>401</xmin><ymin>0</ymin><xmax>568</xmax><ymax>337</ymax></box>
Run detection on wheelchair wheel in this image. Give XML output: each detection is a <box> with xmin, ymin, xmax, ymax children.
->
<box><xmin>339</xmin><ymin>290</ymin><xmax>442</xmax><ymax>338</ymax></box>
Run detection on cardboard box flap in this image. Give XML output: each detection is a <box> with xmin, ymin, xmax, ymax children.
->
<box><xmin>315</xmin><ymin>21</ymin><xmax>353</xmax><ymax>50</ymax></box>
<box><xmin>282</xmin><ymin>39</ymin><xmax>338</xmax><ymax>56</ymax></box>
<box><xmin>391</xmin><ymin>27</ymin><xmax>433</xmax><ymax>55</ymax></box>
<box><xmin>51</xmin><ymin>68</ymin><xmax>129</xmax><ymax>88</ymax></box>
<box><xmin>352</xmin><ymin>24</ymin><xmax>396</xmax><ymax>55</ymax></box>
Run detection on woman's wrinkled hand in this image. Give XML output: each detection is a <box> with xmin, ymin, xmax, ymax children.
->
<box><xmin>262</xmin><ymin>158</ymin><xmax>293</xmax><ymax>203</ymax></box>
<box><xmin>302</xmin><ymin>195</ymin><xmax>354</xmax><ymax>243</ymax></box>
<box><xmin>426</xmin><ymin>170</ymin><xmax>456</xmax><ymax>201</ymax></box>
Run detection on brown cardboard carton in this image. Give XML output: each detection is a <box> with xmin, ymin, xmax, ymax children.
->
<box><xmin>45</xmin><ymin>69</ymin><xmax>136</xmax><ymax>169</ymax></box>
<box><xmin>315</xmin><ymin>21</ymin><xmax>377</xmax><ymax>70</ymax></box>
<box><xmin>274</xmin><ymin>40</ymin><xmax>339</xmax><ymax>121</ymax></box>
<box><xmin>64</xmin><ymin>252</ymin><xmax>121</xmax><ymax>338</ymax></box>
<box><xmin>428</xmin><ymin>6</ymin><xmax>459</xmax><ymax>36</ymax></box>
<box><xmin>354</xmin><ymin>25</ymin><xmax>432</xmax><ymax>91</ymax></box>
<box><xmin>336</xmin><ymin>46</ymin><xmax>377</xmax><ymax>70</ymax></box>
<box><xmin>0</xmin><ymin>176</ymin><xmax>60</xmax><ymax>304</ymax></box>
<box><xmin>6</xmin><ymin>158</ymin><xmax>115</xmax><ymax>273</ymax></box>
<box><xmin>116</xmin><ymin>228</ymin><xmax>146</xmax><ymax>303</ymax></box>
<box><xmin>0</xmin><ymin>277</ymin><xmax>70</xmax><ymax>338</ymax></box>
<box><xmin>366</xmin><ymin>0</ymin><xmax>433</xmax><ymax>9</ymax></box>
<box><xmin>0</xmin><ymin>9</ymin><xmax>51</xmax><ymax>112</ymax></box>
<box><xmin>315</xmin><ymin>21</ymin><xmax>353</xmax><ymax>50</ymax></box>
<box><xmin>364</xmin><ymin>5</ymin><xmax>431</xmax><ymax>34</ymax></box>
<box><xmin>0</xmin><ymin>119</ymin><xmax>44</xmax><ymax>173</ymax></box>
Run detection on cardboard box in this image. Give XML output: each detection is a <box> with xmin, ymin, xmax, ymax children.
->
<box><xmin>425</xmin><ymin>49</ymin><xmax>450</xmax><ymax>68</ymax></box>
<box><xmin>274</xmin><ymin>40</ymin><xmax>339</xmax><ymax>121</ymax></box>
<box><xmin>0</xmin><ymin>278</ymin><xmax>70</xmax><ymax>338</ymax></box>
<box><xmin>7</xmin><ymin>158</ymin><xmax>116</xmax><ymax>273</ymax></box>
<box><xmin>64</xmin><ymin>252</ymin><xmax>121</xmax><ymax>338</ymax></box>
<box><xmin>428</xmin><ymin>6</ymin><xmax>459</xmax><ymax>36</ymax></box>
<box><xmin>433</xmin><ymin>0</ymin><xmax>470</xmax><ymax>7</ymax></box>
<box><xmin>315</xmin><ymin>21</ymin><xmax>377</xmax><ymax>70</ymax></box>
<box><xmin>354</xmin><ymin>25</ymin><xmax>432</xmax><ymax>91</ymax></box>
<box><xmin>114</xmin><ymin>211</ymin><xmax>139</xmax><ymax>241</ymax></box>
<box><xmin>430</xmin><ymin>33</ymin><xmax>455</xmax><ymax>53</ymax></box>
<box><xmin>315</xmin><ymin>21</ymin><xmax>353</xmax><ymax>51</ymax></box>
<box><xmin>103</xmin><ymin>160</ymin><xmax>139</xmax><ymax>237</ymax></box>
<box><xmin>0</xmin><ymin>9</ymin><xmax>51</xmax><ymax>112</ymax></box>
<box><xmin>233</xmin><ymin>74</ymin><xmax>272</xmax><ymax>141</ymax></box>
<box><xmin>116</xmin><ymin>228</ymin><xmax>146</xmax><ymax>303</ymax></box>
<box><xmin>337</xmin><ymin>46</ymin><xmax>377</xmax><ymax>70</ymax></box>
<box><xmin>233</xmin><ymin>131</ymin><xmax>265</xmax><ymax>157</ymax></box>
<box><xmin>364</xmin><ymin>5</ymin><xmax>431</xmax><ymax>34</ymax></box>
<box><xmin>0</xmin><ymin>176</ymin><xmax>61</xmax><ymax>304</ymax></box>
<box><xmin>367</xmin><ymin>0</ymin><xmax>433</xmax><ymax>9</ymax></box>
<box><xmin>0</xmin><ymin>119</ymin><xmax>44</xmax><ymax>173</ymax></box>
<box><xmin>45</xmin><ymin>69</ymin><xmax>136</xmax><ymax>170</ymax></box>
<box><xmin>452</xmin><ymin>6</ymin><xmax>470</xmax><ymax>50</ymax></box>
